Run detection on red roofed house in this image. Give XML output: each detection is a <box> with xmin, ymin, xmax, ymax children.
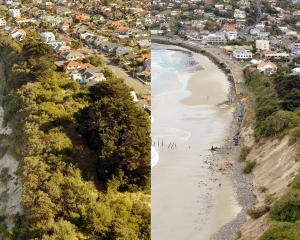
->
<box><xmin>63</xmin><ymin>61</ymin><xmax>93</xmax><ymax>72</ymax></box>
<box><xmin>257</xmin><ymin>61</ymin><xmax>277</xmax><ymax>75</ymax></box>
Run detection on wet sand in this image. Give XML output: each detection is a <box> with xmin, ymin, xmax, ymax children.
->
<box><xmin>152</xmin><ymin>44</ymin><xmax>241</xmax><ymax>240</ymax></box>
<box><xmin>181</xmin><ymin>53</ymin><xmax>231</xmax><ymax>106</ymax></box>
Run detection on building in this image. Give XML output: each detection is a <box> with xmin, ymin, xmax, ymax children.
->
<box><xmin>263</xmin><ymin>51</ymin><xmax>289</xmax><ymax>58</ymax></box>
<box><xmin>256</xmin><ymin>40</ymin><xmax>270</xmax><ymax>51</ymax></box>
<box><xmin>61</xmin><ymin>51</ymin><xmax>85</xmax><ymax>61</ymax></box>
<box><xmin>291</xmin><ymin>67</ymin><xmax>300</xmax><ymax>75</ymax></box>
<box><xmin>234</xmin><ymin>9</ymin><xmax>246</xmax><ymax>19</ymax></box>
<box><xmin>206</xmin><ymin>33</ymin><xmax>226</xmax><ymax>44</ymax></box>
<box><xmin>233</xmin><ymin>49</ymin><xmax>253</xmax><ymax>60</ymax></box>
<box><xmin>257</xmin><ymin>61</ymin><xmax>277</xmax><ymax>75</ymax></box>
<box><xmin>40</xmin><ymin>32</ymin><xmax>56</xmax><ymax>42</ymax></box>
<box><xmin>226</xmin><ymin>31</ymin><xmax>238</xmax><ymax>41</ymax></box>
<box><xmin>0</xmin><ymin>18</ymin><xmax>6</xmax><ymax>27</ymax></box>
<box><xmin>11</xmin><ymin>29</ymin><xmax>26</xmax><ymax>41</ymax></box>
<box><xmin>8</xmin><ymin>9</ymin><xmax>21</xmax><ymax>18</ymax></box>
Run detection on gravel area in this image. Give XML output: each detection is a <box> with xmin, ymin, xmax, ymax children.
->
<box><xmin>211</xmin><ymin>101</ymin><xmax>257</xmax><ymax>240</ymax></box>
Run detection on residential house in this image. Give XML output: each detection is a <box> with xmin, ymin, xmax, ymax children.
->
<box><xmin>11</xmin><ymin>28</ymin><xmax>26</xmax><ymax>41</ymax></box>
<box><xmin>63</xmin><ymin>60</ymin><xmax>93</xmax><ymax>72</ymax></box>
<box><xmin>233</xmin><ymin>49</ymin><xmax>253</xmax><ymax>60</ymax></box>
<box><xmin>257</xmin><ymin>61</ymin><xmax>277</xmax><ymax>75</ymax></box>
<box><xmin>80</xmin><ymin>67</ymin><xmax>106</xmax><ymax>85</ymax></box>
<box><xmin>8</xmin><ymin>9</ymin><xmax>21</xmax><ymax>18</ymax></box>
<box><xmin>291</xmin><ymin>67</ymin><xmax>300</xmax><ymax>75</ymax></box>
<box><xmin>40</xmin><ymin>32</ymin><xmax>56</xmax><ymax>42</ymax></box>
<box><xmin>53</xmin><ymin>44</ymin><xmax>71</xmax><ymax>53</ymax></box>
<box><xmin>206</xmin><ymin>33</ymin><xmax>226</xmax><ymax>44</ymax></box>
<box><xmin>61</xmin><ymin>51</ymin><xmax>85</xmax><ymax>61</ymax></box>
<box><xmin>256</xmin><ymin>40</ymin><xmax>270</xmax><ymax>51</ymax></box>
<box><xmin>0</xmin><ymin>18</ymin><xmax>6</xmax><ymax>27</ymax></box>
<box><xmin>263</xmin><ymin>51</ymin><xmax>289</xmax><ymax>58</ymax></box>
<box><xmin>226</xmin><ymin>31</ymin><xmax>238</xmax><ymax>41</ymax></box>
<box><xmin>234</xmin><ymin>9</ymin><xmax>246</xmax><ymax>19</ymax></box>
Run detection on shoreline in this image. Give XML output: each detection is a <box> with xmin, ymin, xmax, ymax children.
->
<box><xmin>152</xmin><ymin>37</ymin><xmax>246</xmax><ymax>96</ymax></box>
<box><xmin>152</xmin><ymin>41</ymin><xmax>256</xmax><ymax>240</ymax></box>
<box><xmin>152</xmin><ymin>45</ymin><xmax>239</xmax><ymax>240</ymax></box>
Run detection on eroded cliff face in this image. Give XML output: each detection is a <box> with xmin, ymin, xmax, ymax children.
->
<box><xmin>239</xmin><ymin>125</ymin><xmax>299</xmax><ymax>239</ymax></box>
<box><xmin>0</xmin><ymin>62</ymin><xmax>22</xmax><ymax>229</ymax></box>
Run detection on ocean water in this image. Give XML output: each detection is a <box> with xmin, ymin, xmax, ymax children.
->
<box><xmin>151</xmin><ymin>45</ymin><xmax>193</xmax><ymax>168</ymax></box>
<box><xmin>151</xmin><ymin>44</ymin><xmax>240</xmax><ymax>240</ymax></box>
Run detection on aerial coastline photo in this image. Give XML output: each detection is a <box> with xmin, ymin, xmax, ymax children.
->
<box><xmin>152</xmin><ymin>0</ymin><xmax>300</xmax><ymax>239</ymax></box>
<box><xmin>0</xmin><ymin>0</ymin><xmax>150</xmax><ymax>239</ymax></box>
<box><xmin>0</xmin><ymin>0</ymin><xmax>300</xmax><ymax>239</ymax></box>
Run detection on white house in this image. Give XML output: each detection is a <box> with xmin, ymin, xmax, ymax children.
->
<box><xmin>256</xmin><ymin>40</ymin><xmax>270</xmax><ymax>51</ymax></box>
<box><xmin>11</xmin><ymin>29</ymin><xmax>26</xmax><ymax>41</ymax></box>
<box><xmin>257</xmin><ymin>61</ymin><xmax>277</xmax><ymax>75</ymax></box>
<box><xmin>206</xmin><ymin>33</ymin><xmax>226</xmax><ymax>44</ymax></box>
<box><xmin>292</xmin><ymin>67</ymin><xmax>300</xmax><ymax>75</ymax></box>
<box><xmin>40</xmin><ymin>32</ymin><xmax>56</xmax><ymax>42</ymax></box>
<box><xmin>233</xmin><ymin>49</ymin><xmax>253</xmax><ymax>60</ymax></box>
<box><xmin>130</xmin><ymin>91</ymin><xmax>138</xmax><ymax>102</ymax></box>
<box><xmin>61</xmin><ymin>51</ymin><xmax>85</xmax><ymax>61</ymax></box>
<box><xmin>0</xmin><ymin>18</ymin><xmax>6</xmax><ymax>27</ymax></box>
<box><xmin>8</xmin><ymin>9</ymin><xmax>21</xmax><ymax>18</ymax></box>
<box><xmin>234</xmin><ymin>9</ymin><xmax>246</xmax><ymax>19</ymax></box>
<box><xmin>226</xmin><ymin>31</ymin><xmax>238</xmax><ymax>41</ymax></box>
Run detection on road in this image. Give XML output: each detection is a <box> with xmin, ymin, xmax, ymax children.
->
<box><xmin>59</xmin><ymin>34</ymin><xmax>151</xmax><ymax>106</ymax></box>
<box><xmin>79</xmin><ymin>46</ymin><xmax>151</xmax><ymax>105</ymax></box>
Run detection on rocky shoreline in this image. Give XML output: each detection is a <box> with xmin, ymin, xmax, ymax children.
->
<box><xmin>211</xmin><ymin>101</ymin><xmax>256</xmax><ymax>240</ymax></box>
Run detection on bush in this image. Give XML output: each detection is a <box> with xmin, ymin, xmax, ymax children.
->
<box><xmin>243</xmin><ymin>160</ymin><xmax>256</xmax><ymax>174</ymax></box>
<box><xmin>260</xmin><ymin>221</ymin><xmax>300</xmax><ymax>240</ymax></box>
<box><xmin>262</xmin><ymin>111</ymin><xmax>296</xmax><ymax>137</ymax></box>
<box><xmin>240</xmin><ymin>146</ymin><xmax>251</xmax><ymax>161</ymax></box>
<box><xmin>247</xmin><ymin>205</ymin><xmax>270</xmax><ymax>219</ymax></box>
<box><xmin>270</xmin><ymin>189</ymin><xmax>300</xmax><ymax>222</ymax></box>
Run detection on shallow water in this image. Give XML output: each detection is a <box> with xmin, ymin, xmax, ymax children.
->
<box><xmin>151</xmin><ymin>44</ymin><xmax>241</xmax><ymax>240</ymax></box>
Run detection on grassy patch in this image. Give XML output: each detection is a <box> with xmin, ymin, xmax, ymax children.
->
<box><xmin>260</xmin><ymin>221</ymin><xmax>300</xmax><ymax>240</ymax></box>
<box><xmin>243</xmin><ymin>160</ymin><xmax>256</xmax><ymax>174</ymax></box>
<box><xmin>270</xmin><ymin>189</ymin><xmax>300</xmax><ymax>222</ymax></box>
<box><xmin>240</xmin><ymin>146</ymin><xmax>251</xmax><ymax>161</ymax></box>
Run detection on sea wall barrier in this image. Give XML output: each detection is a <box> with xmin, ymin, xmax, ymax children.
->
<box><xmin>152</xmin><ymin>37</ymin><xmax>246</xmax><ymax>97</ymax></box>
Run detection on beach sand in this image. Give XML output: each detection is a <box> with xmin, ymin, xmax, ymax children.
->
<box><xmin>181</xmin><ymin>53</ymin><xmax>230</xmax><ymax>106</ymax></box>
<box><xmin>152</xmin><ymin>45</ymin><xmax>241</xmax><ymax>240</ymax></box>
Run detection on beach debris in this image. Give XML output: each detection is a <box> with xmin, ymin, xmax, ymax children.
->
<box><xmin>210</xmin><ymin>146</ymin><xmax>218</xmax><ymax>151</ymax></box>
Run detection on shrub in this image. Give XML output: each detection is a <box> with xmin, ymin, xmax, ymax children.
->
<box><xmin>265</xmin><ymin>193</ymin><xmax>277</xmax><ymax>205</ymax></box>
<box><xmin>243</xmin><ymin>160</ymin><xmax>256</xmax><ymax>174</ymax></box>
<box><xmin>260</xmin><ymin>221</ymin><xmax>300</xmax><ymax>240</ymax></box>
<box><xmin>240</xmin><ymin>146</ymin><xmax>251</xmax><ymax>161</ymax></box>
<box><xmin>263</xmin><ymin>111</ymin><xmax>295</xmax><ymax>137</ymax></box>
<box><xmin>247</xmin><ymin>205</ymin><xmax>270</xmax><ymax>219</ymax></box>
<box><xmin>258</xmin><ymin>186</ymin><xmax>268</xmax><ymax>193</ymax></box>
<box><xmin>270</xmin><ymin>189</ymin><xmax>300</xmax><ymax>222</ymax></box>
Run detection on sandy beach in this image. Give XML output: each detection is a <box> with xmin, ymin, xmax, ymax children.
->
<box><xmin>152</xmin><ymin>44</ymin><xmax>243</xmax><ymax>240</ymax></box>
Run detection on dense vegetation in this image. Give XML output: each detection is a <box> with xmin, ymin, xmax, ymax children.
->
<box><xmin>244</xmin><ymin>67</ymin><xmax>300</xmax><ymax>141</ymax></box>
<box><xmin>244</xmin><ymin>67</ymin><xmax>300</xmax><ymax>240</ymax></box>
<box><xmin>0</xmin><ymin>34</ymin><xmax>150</xmax><ymax>239</ymax></box>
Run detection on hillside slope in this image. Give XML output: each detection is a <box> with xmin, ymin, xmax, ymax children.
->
<box><xmin>239</xmin><ymin>127</ymin><xmax>299</xmax><ymax>239</ymax></box>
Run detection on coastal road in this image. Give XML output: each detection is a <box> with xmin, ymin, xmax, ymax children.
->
<box><xmin>205</xmin><ymin>48</ymin><xmax>245</xmax><ymax>83</ymax></box>
<box><xmin>59</xmin><ymin>34</ymin><xmax>151</xmax><ymax>105</ymax></box>
<box><xmin>80</xmin><ymin>47</ymin><xmax>151</xmax><ymax>104</ymax></box>
<box><xmin>106</xmin><ymin>61</ymin><xmax>151</xmax><ymax>97</ymax></box>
